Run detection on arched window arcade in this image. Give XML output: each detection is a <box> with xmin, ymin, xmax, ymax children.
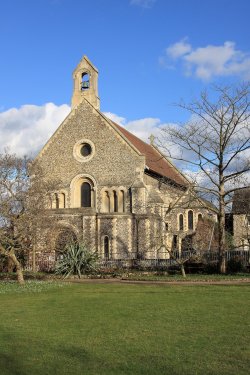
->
<box><xmin>102</xmin><ymin>189</ymin><xmax>125</xmax><ymax>213</ymax></box>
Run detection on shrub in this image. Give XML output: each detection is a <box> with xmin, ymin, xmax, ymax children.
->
<box><xmin>227</xmin><ymin>256</ymin><xmax>244</xmax><ymax>274</ymax></box>
<box><xmin>55</xmin><ymin>242</ymin><xmax>99</xmax><ymax>278</ymax></box>
<box><xmin>203</xmin><ymin>261</ymin><xmax>219</xmax><ymax>274</ymax></box>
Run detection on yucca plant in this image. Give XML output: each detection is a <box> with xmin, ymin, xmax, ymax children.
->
<box><xmin>55</xmin><ymin>242</ymin><xmax>99</xmax><ymax>279</ymax></box>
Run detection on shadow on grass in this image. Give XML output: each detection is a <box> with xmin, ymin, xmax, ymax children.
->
<box><xmin>0</xmin><ymin>344</ymin><xmax>92</xmax><ymax>375</ymax></box>
<box><xmin>0</xmin><ymin>352</ymin><xmax>28</xmax><ymax>375</ymax></box>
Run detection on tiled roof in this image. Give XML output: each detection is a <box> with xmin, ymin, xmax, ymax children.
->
<box><xmin>111</xmin><ymin>121</ymin><xmax>188</xmax><ymax>187</ymax></box>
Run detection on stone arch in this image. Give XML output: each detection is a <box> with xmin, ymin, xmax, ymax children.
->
<box><xmin>70</xmin><ymin>174</ymin><xmax>97</xmax><ymax>208</ymax></box>
<box><xmin>54</xmin><ymin>224</ymin><xmax>79</xmax><ymax>259</ymax></box>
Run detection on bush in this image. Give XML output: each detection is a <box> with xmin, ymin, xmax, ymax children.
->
<box><xmin>203</xmin><ymin>261</ymin><xmax>219</xmax><ymax>274</ymax></box>
<box><xmin>55</xmin><ymin>242</ymin><xmax>99</xmax><ymax>278</ymax></box>
<box><xmin>227</xmin><ymin>256</ymin><xmax>244</xmax><ymax>274</ymax></box>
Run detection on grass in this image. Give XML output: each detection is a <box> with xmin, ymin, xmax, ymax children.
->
<box><xmin>121</xmin><ymin>272</ymin><xmax>250</xmax><ymax>282</ymax></box>
<box><xmin>0</xmin><ymin>281</ymin><xmax>249</xmax><ymax>375</ymax></box>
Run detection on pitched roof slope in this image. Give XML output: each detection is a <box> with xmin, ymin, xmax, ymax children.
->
<box><xmin>111</xmin><ymin>121</ymin><xmax>188</xmax><ymax>187</ymax></box>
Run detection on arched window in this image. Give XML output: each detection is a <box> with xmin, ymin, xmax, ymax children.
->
<box><xmin>103</xmin><ymin>191</ymin><xmax>110</xmax><ymax>212</ymax></box>
<box><xmin>55</xmin><ymin>228</ymin><xmax>78</xmax><ymax>260</ymax></box>
<box><xmin>179</xmin><ymin>214</ymin><xmax>184</xmax><ymax>231</ymax></box>
<box><xmin>58</xmin><ymin>193</ymin><xmax>66</xmax><ymax>208</ymax></box>
<box><xmin>113</xmin><ymin>191</ymin><xmax>118</xmax><ymax>212</ymax></box>
<box><xmin>198</xmin><ymin>213</ymin><xmax>203</xmax><ymax>221</ymax></box>
<box><xmin>55</xmin><ymin>193</ymin><xmax>59</xmax><ymax>209</ymax></box>
<box><xmin>81</xmin><ymin>182</ymin><xmax>91</xmax><ymax>207</ymax></box>
<box><xmin>104</xmin><ymin>236</ymin><xmax>110</xmax><ymax>259</ymax></box>
<box><xmin>188</xmin><ymin>210</ymin><xmax>194</xmax><ymax>230</ymax></box>
<box><xmin>118</xmin><ymin>190</ymin><xmax>125</xmax><ymax>212</ymax></box>
<box><xmin>81</xmin><ymin>72</ymin><xmax>90</xmax><ymax>90</ymax></box>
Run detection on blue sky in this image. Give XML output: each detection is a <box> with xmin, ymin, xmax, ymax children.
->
<box><xmin>0</xmin><ymin>0</ymin><xmax>250</xmax><ymax>155</ymax></box>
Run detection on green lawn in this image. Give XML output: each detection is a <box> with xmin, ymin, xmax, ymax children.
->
<box><xmin>121</xmin><ymin>272</ymin><xmax>250</xmax><ymax>282</ymax></box>
<box><xmin>0</xmin><ymin>281</ymin><xmax>249</xmax><ymax>375</ymax></box>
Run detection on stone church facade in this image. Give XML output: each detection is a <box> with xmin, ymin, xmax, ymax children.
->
<box><xmin>232</xmin><ymin>188</ymin><xmax>250</xmax><ymax>250</ymax></box>
<box><xmin>34</xmin><ymin>56</ymin><xmax>217</xmax><ymax>266</ymax></box>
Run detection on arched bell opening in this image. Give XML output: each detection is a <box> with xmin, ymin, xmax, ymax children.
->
<box><xmin>81</xmin><ymin>72</ymin><xmax>90</xmax><ymax>90</ymax></box>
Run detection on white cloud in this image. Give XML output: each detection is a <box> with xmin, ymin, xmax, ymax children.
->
<box><xmin>103</xmin><ymin>112</ymin><xmax>126</xmax><ymax>126</ymax></box>
<box><xmin>130</xmin><ymin>0</ymin><xmax>156</xmax><ymax>9</ymax></box>
<box><xmin>166</xmin><ymin>38</ymin><xmax>192</xmax><ymax>59</ymax></box>
<box><xmin>161</xmin><ymin>39</ymin><xmax>250</xmax><ymax>80</ymax></box>
<box><xmin>104</xmin><ymin>112</ymin><xmax>163</xmax><ymax>142</ymax></box>
<box><xmin>0</xmin><ymin>103</ymin><xmax>70</xmax><ymax>156</ymax></box>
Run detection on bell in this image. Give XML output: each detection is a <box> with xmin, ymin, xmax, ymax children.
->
<box><xmin>81</xmin><ymin>81</ymin><xmax>90</xmax><ymax>89</ymax></box>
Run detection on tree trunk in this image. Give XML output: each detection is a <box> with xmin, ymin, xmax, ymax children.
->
<box><xmin>180</xmin><ymin>263</ymin><xmax>186</xmax><ymax>278</ymax></box>
<box><xmin>0</xmin><ymin>246</ymin><xmax>25</xmax><ymax>284</ymax></box>
<box><xmin>8</xmin><ymin>249</ymin><xmax>25</xmax><ymax>284</ymax></box>
<box><xmin>32</xmin><ymin>246</ymin><xmax>36</xmax><ymax>272</ymax></box>
<box><xmin>218</xmin><ymin>181</ymin><xmax>226</xmax><ymax>274</ymax></box>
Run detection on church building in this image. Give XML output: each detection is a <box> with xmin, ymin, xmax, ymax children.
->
<box><xmin>34</xmin><ymin>56</ymin><xmax>217</xmax><ymax>266</ymax></box>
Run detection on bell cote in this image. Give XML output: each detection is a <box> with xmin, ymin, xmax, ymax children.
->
<box><xmin>71</xmin><ymin>55</ymin><xmax>100</xmax><ymax>110</ymax></box>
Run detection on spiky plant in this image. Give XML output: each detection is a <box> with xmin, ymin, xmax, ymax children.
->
<box><xmin>55</xmin><ymin>242</ymin><xmax>99</xmax><ymax>279</ymax></box>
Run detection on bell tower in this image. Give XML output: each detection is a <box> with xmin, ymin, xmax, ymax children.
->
<box><xmin>71</xmin><ymin>55</ymin><xmax>100</xmax><ymax>110</ymax></box>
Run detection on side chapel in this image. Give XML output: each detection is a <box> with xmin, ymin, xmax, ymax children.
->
<box><xmin>35</xmin><ymin>56</ymin><xmax>217</xmax><ymax>265</ymax></box>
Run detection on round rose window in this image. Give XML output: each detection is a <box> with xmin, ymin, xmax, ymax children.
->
<box><xmin>73</xmin><ymin>139</ymin><xmax>95</xmax><ymax>163</ymax></box>
<box><xmin>80</xmin><ymin>143</ymin><xmax>92</xmax><ymax>157</ymax></box>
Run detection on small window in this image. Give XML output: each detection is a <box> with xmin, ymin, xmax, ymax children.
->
<box><xmin>179</xmin><ymin>214</ymin><xmax>184</xmax><ymax>231</ymax></box>
<box><xmin>104</xmin><ymin>236</ymin><xmax>110</xmax><ymax>259</ymax></box>
<box><xmin>55</xmin><ymin>193</ymin><xmax>59</xmax><ymax>209</ymax></box>
<box><xmin>165</xmin><ymin>223</ymin><xmax>169</xmax><ymax>231</ymax></box>
<box><xmin>198</xmin><ymin>213</ymin><xmax>203</xmax><ymax>221</ymax></box>
<box><xmin>80</xmin><ymin>143</ymin><xmax>92</xmax><ymax>157</ymax></box>
<box><xmin>172</xmin><ymin>235</ymin><xmax>178</xmax><ymax>250</ymax></box>
<box><xmin>188</xmin><ymin>210</ymin><xmax>194</xmax><ymax>230</ymax></box>
<box><xmin>114</xmin><ymin>191</ymin><xmax>118</xmax><ymax>212</ymax></box>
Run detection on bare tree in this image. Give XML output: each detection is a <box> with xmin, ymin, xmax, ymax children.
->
<box><xmin>157</xmin><ymin>83</ymin><xmax>250</xmax><ymax>273</ymax></box>
<box><xmin>0</xmin><ymin>151</ymin><xmax>59</xmax><ymax>283</ymax></box>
